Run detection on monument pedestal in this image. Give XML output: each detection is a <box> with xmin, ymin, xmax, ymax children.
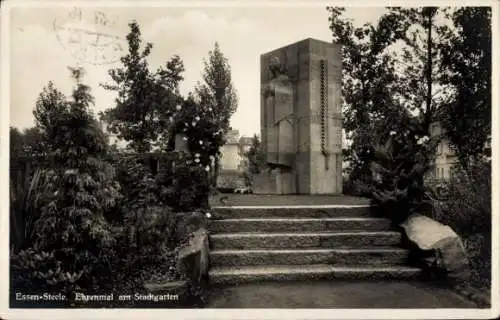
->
<box><xmin>258</xmin><ymin>38</ymin><xmax>343</xmax><ymax>195</ymax></box>
<box><xmin>253</xmin><ymin>168</ymin><xmax>296</xmax><ymax>195</ymax></box>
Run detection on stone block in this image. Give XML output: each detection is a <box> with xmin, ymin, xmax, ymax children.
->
<box><xmin>400</xmin><ymin>214</ymin><xmax>471</xmax><ymax>283</ymax></box>
<box><xmin>176</xmin><ymin>228</ymin><xmax>210</xmax><ymax>286</ymax></box>
<box><xmin>252</xmin><ymin>168</ymin><xmax>296</xmax><ymax>194</ymax></box>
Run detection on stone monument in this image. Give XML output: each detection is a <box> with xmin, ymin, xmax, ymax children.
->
<box><xmin>253</xmin><ymin>38</ymin><xmax>343</xmax><ymax>195</ymax></box>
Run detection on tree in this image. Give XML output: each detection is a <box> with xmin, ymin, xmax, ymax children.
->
<box><xmin>195</xmin><ymin>42</ymin><xmax>238</xmax><ymax>185</ymax></box>
<box><xmin>100</xmin><ymin>21</ymin><xmax>185</xmax><ymax>153</ymax></box>
<box><xmin>439</xmin><ymin>7</ymin><xmax>491</xmax><ymax>168</ymax></box>
<box><xmin>9</xmin><ymin>126</ymin><xmax>47</xmax><ymax>160</ymax></box>
<box><xmin>10</xmin><ymin>127</ymin><xmax>25</xmax><ymax>158</ymax></box>
<box><xmin>12</xmin><ymin>67</ymin><xmax>121</xmax><ymax>296</ymax></box>
<box><xmin>327</xmin><ymin>7</ymin><xmax>405</xmax><ymax>188</ymax></box>
<box><xmin>241</xmin><ymin>134</ymin><xmax>266</xmax><ymax>186</ymax></box>
<box><xmin>32</xmin><ymin>81</ymin><xmax>69</xmax><ymax>155</ymax></box>
<box><xmin>328</xmin><ymin>7</ymin><xmax>458</xmax><ymax>187</ymax></box>
<box><xmin>381</xmin><ymin>7</ymin><xmax>448</xmax><ymax>136</ymax></box>
<box><xmin>21</xmin><ymin>127</ymin><xmax>46</xmax><ymax>158</ymax></box>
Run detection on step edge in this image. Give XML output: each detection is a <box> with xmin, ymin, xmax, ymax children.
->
<box><xmin>212</xmin><ymin>205</ymin><xmax>372</xmax><ymax>209</ymax></box>
<box><xmin>209</xmin><ymin>265</ymin><xmax>422</xmax><ymax>274</ymax></box>
<box><xmin>210</xmin><ymin>231</ymin><xmax>401</xmax><ymax>237</ymax></box>
<box><xmin>211</xmin><ymin>217</ymin><xmax>389</xmax><ymax>222</ymax></box>
<box><xmin>210</xmin><ymin>248</ymin><xmax>408</xmax><ymax>254</ymax></box>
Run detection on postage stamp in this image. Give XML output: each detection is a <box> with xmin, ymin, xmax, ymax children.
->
<box><xmin>53</xmin><ymin>7</ymin><xmax>126</xmax><ymax>65</ymax></box>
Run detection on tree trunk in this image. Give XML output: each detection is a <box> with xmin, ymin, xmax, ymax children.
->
<box><xmin>424</xmin><ymin>8</ymin><xmax>434</xmax><ymax>132</ymax></box>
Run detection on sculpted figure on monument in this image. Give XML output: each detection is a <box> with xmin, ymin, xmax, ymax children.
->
<box><xmin>262</xmin><ymin>56</ymin><xmax>291</xmax><ymax>98</ymax></box>
<box><xmin>261</xmin><ymin>54</ymin><xmax>295</xmax><ymax>170</ymax></box>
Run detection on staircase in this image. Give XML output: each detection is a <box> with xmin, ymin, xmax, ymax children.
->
<box><xmin>208</xmin><ymin>204</ymin><xmax>421</xmax><ymax>285</ymax></box>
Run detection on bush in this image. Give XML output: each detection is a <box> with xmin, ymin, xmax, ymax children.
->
<box><xmin>342</xmin><ymin>176</ymin><xmax>373</xmax><ymax>197</ymax></box>
<box><xmin>370</xmin><ymin>134</ymin><xmax>433</xmax><ymax>224</ymax></box>
<box><xmin>11</xmin><ymin>248</ymin><xmax>83</xmax><ymax>295</ymax></box>
<box><xmin>161</xmin><ymin>158</ymin><xmax>212</xmax><ymax>213</ymax></box>
<box><xmin>10</xmin><ymin>168</ymin><xmax>59</xmax><ymax>252</ymax></box>
<box><xmin>11</xmin><ymin>80</ymin><xmax>123</xmax><ymax>297</ymax></box>
<box><xmin>428</xmin><ymin>160</ymin><xmax>491</xmax><ymax>236</ymax></box>
<box><xmin>109</xmin><ymin>153</ymin><xmax>187</xmax><ymax>296</ymax></box>
<box><xmin>425</xmin><ymin>160</ymin><xmax>491</xmax><ymax>289</ymax></box>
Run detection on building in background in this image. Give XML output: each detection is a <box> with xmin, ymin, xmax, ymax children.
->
<box><xmin>217</xmin><ymin>129</ymin><xmax>254</xmax><ymax>190</ymax></box>
<box><xmin>429</xmin><ymin>121</ymin><xmax>491</xmax><ymax>181</ymax></box>
<box><xmin>430</xmin><ymin>122</ymin><xmax>458</xmax><ymax>181</ymax></box>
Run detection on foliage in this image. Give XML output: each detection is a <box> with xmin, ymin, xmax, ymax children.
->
<box><xmin>11</xmin><ymin>67</ymin><xmax>122</xmax><ymax>296</ymax></box>
<box><xmin>165</xmin><ymin>158</ymin><xmax>212</xmax><ymax>212</ymax></box>
<box><xmin>195</xmin><ymin>42</ymin><xmax>238</xmax><ymax>135</ymax></box>
<box><xmin>10</xmin><ymin>169</ymin><xmax>59</xmax><ymax>253</ymax></box>
<box><xmin>11</xmin><ymin>248</ymin><xmax>84</xmax><ymax>295</ymax></box>
<box><xmin>427</xmin><ymin>160</ymin><xmax>491</xmax><ymax>236</ymax></box>
<box><xmin>328</xmin><ymin>6</ymin><xmax>439</xmax><ymax>220</ymax></box>
<box><xmin>10</xmin><ymin>127</ymin><xmax>25</xmax><ymax>158</ymax></box>
<box><xmin>370</xmin><ymin>129</ymin><xmax>436</xmax><ymax>223</ymax></box>
<box><xmin>11</xmin><ymin>81</ymin><xmax>69</xmax><ymax>161</ymax></box>
<box><xmin>342</xmin><ymin>176</ymin><xmax>373</xmax><ymax>197</ymax></box>
<box><xmin>240</xmin><ymin>134</ymin><xmax>266</xmax><ymax>185</ymax></box>
<box><xmin>426</xmin><ymin>160</ymin><xmax>491</xmax><ymax>289</ymax></box>
<box><xmin>193</xmin><ymin>42</ymin><xmax>238</xmax><ymax>185</ymax></box>
<box><xmin>170</xmin><ymin>95</ymin><xmax>225</xmax><ymax>167</ymax></box>
<box><xmin>33</xmin><ymin>81</ymin><xmax>69</xmax><ymax>154</ymax></box>
<box><xmin>105</xmin><ymin>153</ymin><xmax>190</xmax><ymax>299</ymax></box>
<box><xmin>327</xmin><ymin>7</ymin><xmax>407</xmax><ymax>185</ymax></box>
<box><xmin>381</xmin><ymin>7</ymin><xmax>445</xmax><ymax>133</ymax></box>
<box><xmin>439</xmin><ymin>7</ymin><xmax>491</xmax><ymax>168</ymax></box>
<box><xmin>100</xmin><ymin>21</ymin><xmax>185</xmax><ymax>153</ymax></box>
<box><xmin>327</xmin><ymin>7</ymin><xmax>490</xmax><ymax>222</ymax></box>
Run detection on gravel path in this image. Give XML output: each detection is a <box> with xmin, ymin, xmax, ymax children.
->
<box><xmin>205</xmin><ymin>280</ymin><xmax>477</xmax><ymax>308</ymax></box>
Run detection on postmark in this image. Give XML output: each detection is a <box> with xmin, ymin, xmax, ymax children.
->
<box><xmin>53</xmin><ymin>7</ymin><xmax>127</xmax><ymax>65</ymax></box>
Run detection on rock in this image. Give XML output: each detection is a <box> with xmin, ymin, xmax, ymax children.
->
<box><xmin>401</xmin><ymin>214</ymin><xmax>471</xmax><ymax>283</ymax></box>
<box><xmin>176</xmin><ymin>228</ymin><xmax>209</xmax><ymax>286</ymax></box>
<box><xmin>141</xmin><ymin>280</ymin><xmax>189</xmax><ymax>308</ymax></box>
<box><xmin>144</xmin><ymin>280</ymin><xmax>189</xmax><ymax>296</ymax></box>
<box><xmin>175</xmin><ymin>212</ymin><xmax>208</xmax><ymax>242</ymax></box>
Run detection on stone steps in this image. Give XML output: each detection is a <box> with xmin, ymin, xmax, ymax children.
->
<box><xmin>211</xmin><ymin>205</ymin><xmax>374</xmax><ymax>218</ymax></box>
<box><xmin>209</xmin><ymin>265</ymin><xmax>422</xmax><ymax>285</ymax></box>
<box><xmin>210</xmin><ymin>247</ymin><xmax>409</xmax><ymax>267</ymax></box>
<box><xmin>208</xmin><ymin>204</ymin><xmax>420</xmax><ymax>285</ymax></box>
<box><xmin>209</xmin><ymin>217</ymin><xmax>391</xmax><ymax>233</ymax></box>
<box><xmin>210</xmin><ymin>231</ymin><xmax>402</xmax><ymax>249</ymax></box>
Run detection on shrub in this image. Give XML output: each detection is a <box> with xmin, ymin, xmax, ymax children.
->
<box><xmin>370</xmin><ymin>134</ymin><xmax>434</xmax><ymax>224</ymax></box>
<box><xmin>11</xmin><ymin>69</ymin><xmax>123</xmax><ymax>297</ymax></box>
<box><xmin>10</xmin><ymin>168</ymin><xmax>59</xmax><ymax>252</ymax></box>
<box><xmin>110</xmin><ymin>153</ymin><xmax>184</xmax><ymax>294</ymax></box>
<box><xmin>428</xmin><ymin>160</ymin><xmax>491</xmax><ymax>236</ymax></box>
<box><xmin>161</xmin><ymin>157</ymin><xmax>212</xmax><ymax>213</ymax></box>
<box><xmin>342</xmin><ymin>175</ymin><xmax>373</xmax><ymax>197</ymax></box>
<box><xmin>10</xmin><ymin>248</ymin><xmax>85</xmax><ymax>306</ymax></box>
<box><xmin>425</xmin><ymin>160</ymin><xmax>491</xmax><ymax>289</ymax></box>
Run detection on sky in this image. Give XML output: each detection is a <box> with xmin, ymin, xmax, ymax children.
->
<box><xmin>9</xmin><ymin>4</ymin><xmax>387</xmax><ymax>138</ymax></box>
